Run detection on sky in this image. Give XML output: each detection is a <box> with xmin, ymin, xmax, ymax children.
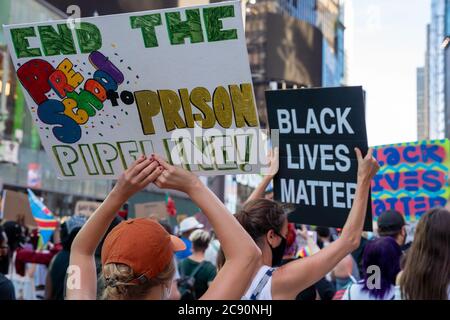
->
<box><xmin>345</xmin><ymin>0</ymin><xmax>431</xmax><ymax>146</ymax></box>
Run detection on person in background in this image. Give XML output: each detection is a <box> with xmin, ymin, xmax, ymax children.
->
<box><xmin>176</xmin><ymin>217</ymin><xmax>204</xmax><ymax>261</ymax></box>
<box><xmin>225</xmin><ymin>148</ymin><xmax>379</xmax><ymax>300</ymax></box>
<box><xmin>117</xmin><ymin>203</ymin><xmax>129</xmax><ymax>220</ymax></box>
<box><xmin>377</xmin><ymin>210</ymin><xmax>410</xmax><ymax>252</ymax></box>
<box><xmin>45</xmin><ymin>215</ymin><xmax>86</xmax><ymax>300</ymax></box>
<box><xmin>2</xmin><ymin>221</ymin><xmax>60</xmax><ymax>277</ymax></box>
<box><xmin>342</xmin><ymin>237</ymin><xmax>402</xmax><ymax>300</ymax></box>
<box><xmin>2</xmin><ymin>221</ymin><xmax>24</xmax><ymax>254</ymax></box>
<box><xmin>397</xmin><ymin>208</ymin><xmax>450</xmax><ymax>300</ymax></box>
<box><xmin>280</xmin><ymin>224</ymin><xmax>335</xmax><ymax>300</ymax></box>
<box><xmin>351</xmin><ymin>231</ymin><xmax>374</xmax><ymax>277</ymax></box>
<box><xmin>0</xmin><ymin>225</ymin><xmax>10</xmax><ymax>275</ymax></box>
<box><xmin>331</xmin><ymin>254</ymin><xmax>356</xmax><ymax>291</ymax></box>
<box><xmin>316</xmin><ymin>227</ymin><xmax>334</xmax><ymax>249</ymax></box>
<box><xmin>179</xmin><ymin>229</ymin><xmax>217</xmax><ymax>299</ymax></box>
<box><xmin>0</xmin><ymin>226</ymin><xmax>15</xmax><ymax>300</ymax></box>
<box><xmin>204</xmin><ymin>231</ymin><xmax>220</xmax><ymax>267</ymax></box>
<box><xmin>159</xmin><ymin>221</ymin><xmax>181</xmax><ymax>300</ymax></box>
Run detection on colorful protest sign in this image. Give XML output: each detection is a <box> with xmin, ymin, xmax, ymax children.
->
<box><xmin>3</xmin><ymin>1</ymin><xmax>262</xmax><ymax>179</ymax></box>
<box><xmin>372</xmin><ymin>139</ymin><xmax>450</xmax><ymax>222</ymax></box>
<box><xmin>266</xmin><ymin>87</ymin><xmax>372</xmax><ymax>230</ymax></box>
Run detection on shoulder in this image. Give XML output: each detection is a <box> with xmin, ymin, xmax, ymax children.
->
<box><xmin>203</xmin><ymin>261</ymin><xmax>215</xmax><ymax>269</ymax></box>
<box><xmin>341</xmin><ymin>283</ymin><xmax>364</xmax><ymax>300</ymax></box>
<box><xmin>180</xmin><ymin>258</ymin><xmax>194</xmax><ymax>267</ymax></box>
<box><xmin>0</xmin><ymin>274</ymin><xmax>15</xmax><ymax>300</ymax></box>
<box><xmin>203</xmin><ymin>261</ymin><xmax>217</xmax><ymax>274</ymax></box>
<box><xmin>242</xmin><ymin>266</ymin><xmax>274</xmax><ymax>300</ymax></box>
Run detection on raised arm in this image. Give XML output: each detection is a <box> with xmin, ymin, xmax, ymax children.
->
<box><xmin>246</xmin><ymin>147</ymin><xmax>279</xmax><ymax>204</ymax></box>
<box><xmin>66</xmin><ymin>156</ymin><xmax>162</xmax><ymax>300</ymax></box>
<box><xmin>272</xmin><ymin>148</ymin><xmax>379</xmax><ymax>300</ymax></box>
<box><xmin>153</xmin><ymin>155</ymin><xmax>261</xmax><ymax>300</ymax></box>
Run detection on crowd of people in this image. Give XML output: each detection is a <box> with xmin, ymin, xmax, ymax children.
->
<box><xmin>0</xmin><ymin>149</ymin><xmax>449</xmax><ymax>300</ymax></box>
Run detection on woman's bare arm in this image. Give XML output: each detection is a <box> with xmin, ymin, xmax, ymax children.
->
<box><xmin>246</xmin><ymin>148</ymin><xmax>279</xmax><ymax>204</ymax></box>
<box><xmin>153</xmin><ymin>155</ymin><xmax>262</xmax><ymax>300</ymax></box>
<box><xmin>272</xmin><ymin>148</ymin><xmax>379</xmax><ymax>300</ymax></box>
<box><xmin>66</xmin><ymin>156</ymin><xmax>162</xmax><ymax>299</ymax></box>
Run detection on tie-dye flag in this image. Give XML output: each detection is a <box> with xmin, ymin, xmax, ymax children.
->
<box><xmin>27</xmin><ymin>189</ymin><xmax>57</xmax><ymax>246</ymax></box>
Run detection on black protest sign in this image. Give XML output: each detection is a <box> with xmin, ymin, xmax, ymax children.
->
<box><xmin>266</xmin><ymin>86</ymin><xmax>372</xmax><ymax>230</ymax></box>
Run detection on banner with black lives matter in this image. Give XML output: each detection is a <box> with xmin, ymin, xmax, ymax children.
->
<box><xmin>372</xmin><ymin>139</ymin><xmax>450</xmax><ymax>222</ymax></box>
<box><xmin>266</xmin><ymin>87</ymin><xmax>372</xmax><ymax>230</ymax></box>
<box><xmin>3</xmin><ymin>1</ymin><xmax>264</xmax><ymax>179</ymax></box>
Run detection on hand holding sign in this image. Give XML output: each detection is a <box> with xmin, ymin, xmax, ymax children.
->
<box><xmin>355</xmin><ymin>147</ymin><xmax>380</xmax><ymax>184</ymax></box>
<box><xmin>266</xmin><ymin>147</ymin><xmax>280</xmax><ymax>178</ymax></box>
<box><xmin>112</xmin><ymin>156</ymin><xmax>162</xmax><ymax>202</ymax></box>
<box><xmin>266</xmin><ymin>86</ymin><xmax>373</xmax><ymax>230</ymax></box>
<box><xmin>153</xmin><ymin>154</ymin><xmax>201</xmax><ymax>195</ymax></box>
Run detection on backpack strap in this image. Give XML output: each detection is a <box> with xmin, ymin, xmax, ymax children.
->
<box><xmin>347</xmin><ymin>283</ymin><xmax>353</xmax><ymax>300</ymax></box>
<box><xmin>250</xmin><ymin>268</ymin><xmax>275</xmax><ymax>300</ymax></box>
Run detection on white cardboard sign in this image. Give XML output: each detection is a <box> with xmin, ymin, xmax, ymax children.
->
<box><xmin>4</xmin><ymin>1</ymin><xmax>262</xmax><ymax>179</ymax></box>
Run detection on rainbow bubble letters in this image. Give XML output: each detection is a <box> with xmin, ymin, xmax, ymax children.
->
<box><xmin>17</xmin><ymin>52</ymin><xmax>124</xmax><ymax>144</ymax></box>
<box><xmin>372</xmin><ymin>139</ymin><xmax>450</xmax><ymax>222</ymax></box>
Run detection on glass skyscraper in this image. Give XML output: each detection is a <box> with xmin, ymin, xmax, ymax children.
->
<box><xmin>278</xmin><ymin>0</ymin><xmax>346</xmax><ymax>87</ymax></box>
<box><xmin>428</xmin><ymin>0</ymin><xmax>446</xmax><ymax>139</ymax></box>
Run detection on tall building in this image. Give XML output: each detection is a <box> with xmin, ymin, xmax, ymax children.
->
<box><xmin>247</xmin><ymin>0</ymin><xmax>346</xmax><ymax>88</ymax></box>
<box><xmin>428</xmin><ymin>0</ymin><xmax>447</xmax><ymax>139</ymax></box>
<box><xmin>417</xmin><ymin>67</ymin><xmax>428</xmax><ymax>140</ymax></box>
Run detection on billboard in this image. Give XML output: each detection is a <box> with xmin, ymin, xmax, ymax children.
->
<box><xmin>265</xmin><ymin>13</ymin><xmax>323</xmax><ymax>87</ymax></box>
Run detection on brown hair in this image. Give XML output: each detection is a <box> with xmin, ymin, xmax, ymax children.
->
<box><xmin>234</xmin><ymin>199</ymin><xmax>287</xmax><ymax>246</ymax></box>
<box><xmin>400</xmin><ymin>207</ymin><xmax>450</xmax><ymax>300</ymax></box>
<box><xmin>101</xmin><ymin>260</ymin><xmax>175</xmax><ymax>300</ymax></box>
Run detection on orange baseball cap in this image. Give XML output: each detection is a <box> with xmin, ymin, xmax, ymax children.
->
<box><xmin>101</xmin><ymin>218</ymin><xmax>186</xmax><ymax>284</ymax></box>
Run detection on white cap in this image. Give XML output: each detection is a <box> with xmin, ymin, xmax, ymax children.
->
<box><xmin>179</xmin><ymin>217</ymin><xmax>204</xmax><ymax>233</ymax></box>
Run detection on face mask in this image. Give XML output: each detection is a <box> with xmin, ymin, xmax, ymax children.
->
<box><xmin>270</xmin><ymin>232</ymin><xmax>287</xmax><ymax>267</ymax></box>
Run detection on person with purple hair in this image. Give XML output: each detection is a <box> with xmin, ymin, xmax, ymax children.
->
<box><xmin>341</xmin><ymin>237</ymin><xmax>402</xmax><ymax>300</ymax></box>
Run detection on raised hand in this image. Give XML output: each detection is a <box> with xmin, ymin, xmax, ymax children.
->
<box><xmin>266</xmin><ymin>147</ymin><xmax>279</xmax><ymax>178</ymax></box>
<box><xmin>354</xmin><ymin>147</ymin><xmax>380</xmax><ymax>183</ymax></box>
<box><xmin>152</xmin><ymin>154</ymin><xmax>200</xmax><ymax>195</ymax></box>
<box><xmin>112</xmin><ymin>155</ymin><xmax>163</xmax><ymax>202</ymax></box>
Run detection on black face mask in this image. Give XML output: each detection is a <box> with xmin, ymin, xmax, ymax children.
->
<box><xmin>270</xmin><ymin>232</ymin><xmax>287</xmax><ymax>267</ymax></box>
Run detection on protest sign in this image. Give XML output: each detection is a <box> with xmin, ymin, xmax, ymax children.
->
<box><xmin>1</xmin><ymin>190</ymin><xmax>37</xmax><ymax>227</ymax></box>
<box><xmin>134</xmin><ymin>201</ymin><xmax>167</xmax><ymax>221</ymax></box>
<box><xmin>3</xmin><ymin>1</ymin><xmax>262</xmax><ymax>179</ymax></box>
<box><xmin>372</xmin><ymin>139</ymin><xmax>450</xmax><ymax>222</ymax></box>
<box><xmin>266</xmin><ymin>86</ymin><xmax>372</xmax><ymax>230</ymax></box>
<box><xmin>74</xmin><ymin>200</ymin><xmax>102</xmax><ymax>217</ymax></box>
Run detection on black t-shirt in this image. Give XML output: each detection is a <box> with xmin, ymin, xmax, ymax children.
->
<box><xmin>0</xmin><ymin>273</ymin><xmax>16</xmax><ymax>300</ymax></box>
